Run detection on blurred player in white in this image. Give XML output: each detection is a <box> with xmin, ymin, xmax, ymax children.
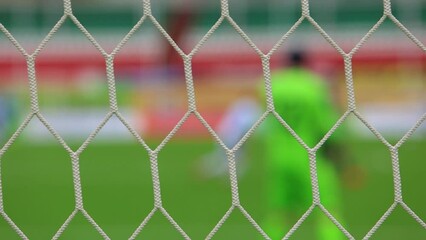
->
<box><xmin>199</xmin><ymin>97</ymin><xmax>261</xmax><ymax>178</ymax></box>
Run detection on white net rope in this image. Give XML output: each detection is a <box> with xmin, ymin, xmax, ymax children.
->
<box><xmin>0</xmin><ymin>0</ymin><xmax>425</xmax><ymax>239</ymax></box>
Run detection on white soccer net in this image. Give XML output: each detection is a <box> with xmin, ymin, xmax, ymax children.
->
<box><xmin>0</xmin><ymin>0</ymin><xmax>425</xmax><ymax>239</ymax></box>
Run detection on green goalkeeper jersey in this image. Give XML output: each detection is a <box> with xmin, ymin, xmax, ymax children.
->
<box><xmin>270</xmin><ymin>67</ymin><xmax>338</xmax><ymax>148</ymax></box>
<box><xmin>264</xmin><ymin>66</ymin><xmax>340</xmax><ymax>169</ymax></box>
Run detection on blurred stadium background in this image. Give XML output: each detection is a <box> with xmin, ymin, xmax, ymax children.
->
<box><xmin>0</xmin><ymin>0</ymin><xmax>425</xmax><ymax>239</ymax></box>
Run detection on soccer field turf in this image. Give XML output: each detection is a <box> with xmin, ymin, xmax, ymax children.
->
<box><xmin>0</xmin><ymin>138</ymin><xmax>425</xmax><ymax>239</ymax></box>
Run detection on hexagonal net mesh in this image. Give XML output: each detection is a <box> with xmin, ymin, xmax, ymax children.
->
<box><xmin>0</xmin><ymin>0</ymin><xmax>425</xmax><ymax>239</ymax></box>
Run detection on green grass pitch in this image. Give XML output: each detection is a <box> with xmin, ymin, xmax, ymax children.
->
<box><xmin>0</xmin><ymin>137</ymin><xmax>425</xmax><ymax>239</ymax></box>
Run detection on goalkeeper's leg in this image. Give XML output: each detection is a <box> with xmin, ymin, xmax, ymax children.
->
<box><xmin>317</xmin><ymin>160</ymin><xmax>344</xmax><ymax>240</ymax></box>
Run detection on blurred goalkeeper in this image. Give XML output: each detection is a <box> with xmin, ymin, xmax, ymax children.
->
<box><xmin>263</xmin><ymin>50</ymin><xmax>346</xmax><ymax>240</ymax></box>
